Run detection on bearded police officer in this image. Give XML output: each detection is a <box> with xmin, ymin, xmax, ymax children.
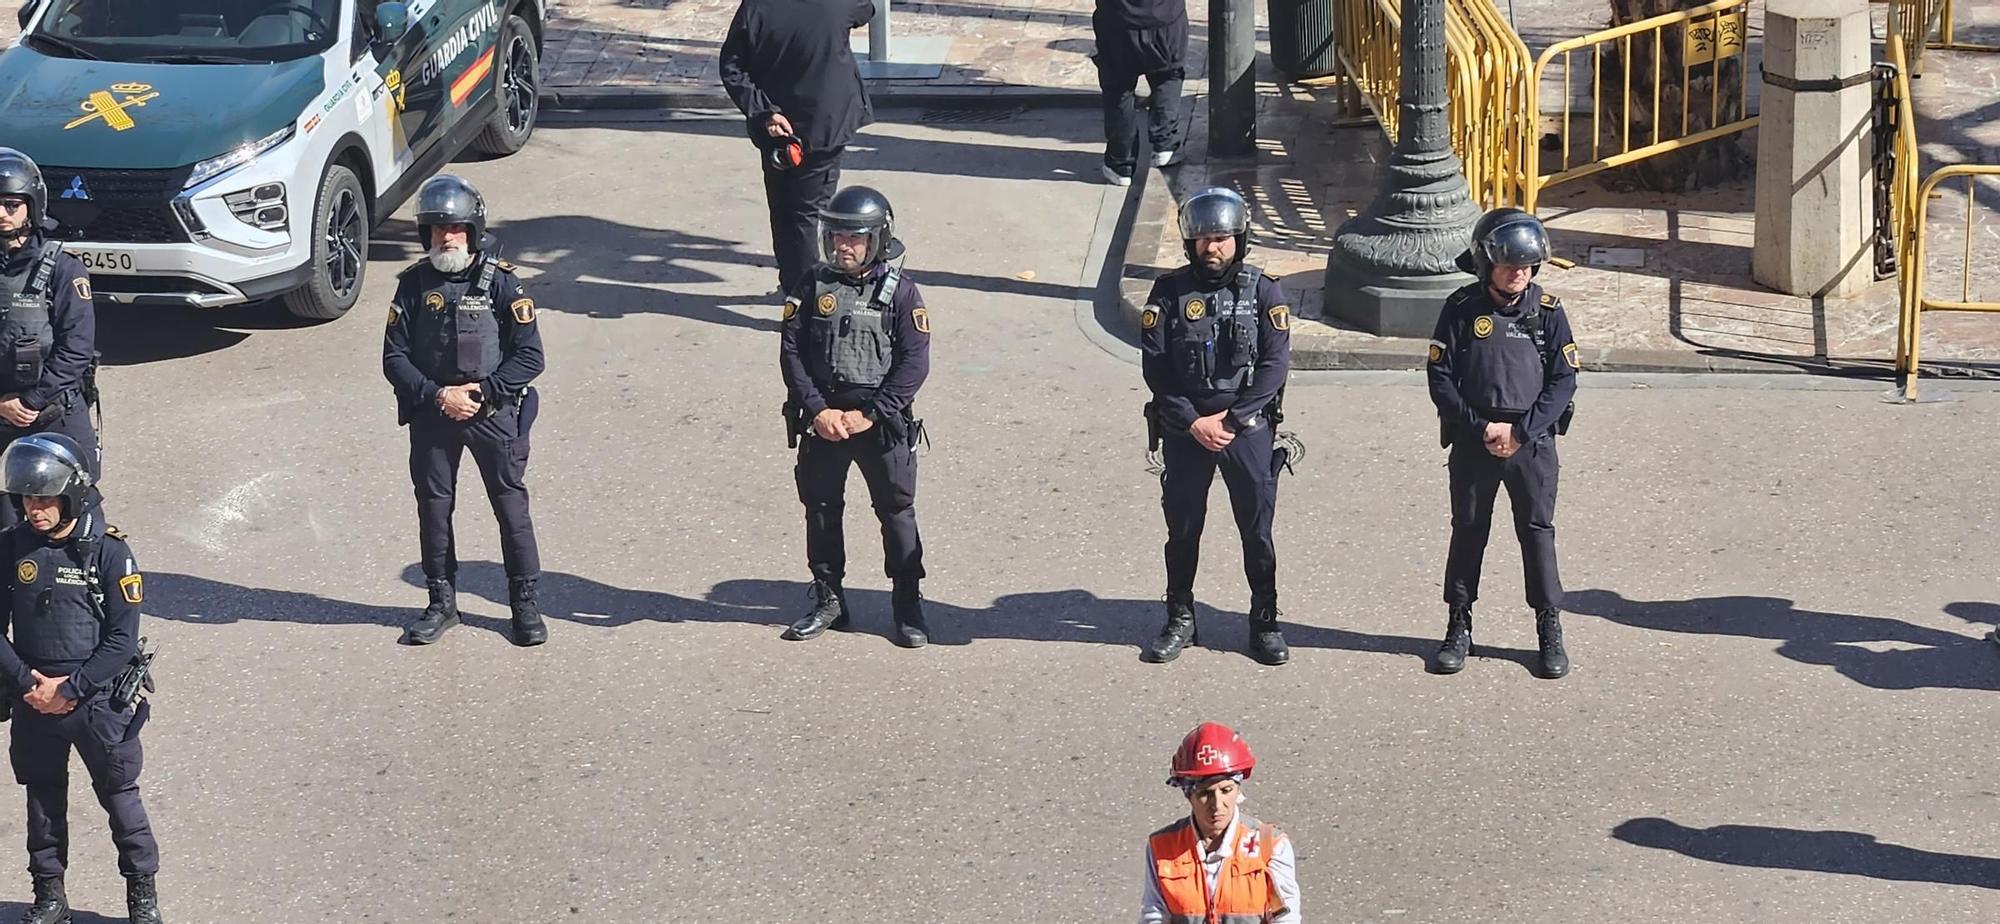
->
<box><xmin>0</xmin><ymin>149</ymin><xmax>100</xmax><ymax>532</ymax></box>
<box><xmin>383</xmin><ymin>175</ymin><xmax>547</xmax><ymax>648</ymax></box>
<box><xmin>1139</xmin><ymin>188</ymin><xmax>1292</xmax><ymax>666</ymax></box>
<box><xmin>778</xmin><ymin>186</ymin><xmax>932</xmax><ymax>648</ymax></box>
<box><xmin>1427</xmin><ymin>208</ymin><xmax>1579</xmax><ymax>679</ymax></box>
<box><xmin>0</xmin><ymin>434</ymin><xmax>163</xmax><ymax>924</ymax></box>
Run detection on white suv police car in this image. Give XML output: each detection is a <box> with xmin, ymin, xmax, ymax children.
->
<box><xmin>1</xmin><ymin>0</ymin><xmax>544</xmax><ymax>319</ymax></box>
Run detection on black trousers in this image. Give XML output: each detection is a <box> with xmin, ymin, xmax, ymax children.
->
<box><xmin>795</xmin><ymin>427</ymin><xmax>923</xmax><ymax>583</ymax></box>
<box><xmin>10</xmin><ymin>696</ymin><xmax>158</xmax><ymax>877</ymax></box>
<box><xmin>1160</xmin><ymin>426</ymin><xmax>1278</xmax><ymax>601</ymax></box>
<box><xmin>0</xmin><ymin>399</ymin><xmax>100</xmax><ymax>531</ymax></box>
<box><xmin>1443</xmin><ymin>437</ymin><xmax>1563</xmax><ymax>610</ymax></box>
<box><xmin>1092</xmin><ymin>16</ymin><xmax>1189</xmax><ymax>171</ymax></box>
<box><xmin>762</xmin><ymin>147</ymin><xmax>844</xmax><ymax>296</ymax></box>
<box><xmin>409</xmin><ymin>389</ymin><xmax>541</xmax><ymax>582</ymax></box>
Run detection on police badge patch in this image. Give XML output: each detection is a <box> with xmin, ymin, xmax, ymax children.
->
<box><xmin>1141</xmin><ymin>308</ymin><xmax>1158</xmax><ymax>330</ymax></box>
<box><xmin>119</xmin><ymin>572</ymin><xmax>143</xmax><ymax>604</ymax></box>
<box><xmin>1268</xmin><ymin>305</ymin><xmax>1290</xmax><ymax>331</ymax></box>
<box><xmin>782</xmin><ymin>298</ymin><xmax>798</xmax><ymax>321</ymax></box>
<box><xmin>72</xmin><ymin>277</ymin><xmax>90</xmax><ymax>301</ymax></box>
<box><xmin>387</xmin><ymin>308</ymin><xmax>398</xmax><ymax>329</ymax></box>
<box><xmin>1185</xmin><ymin>298</ymin><xmax>1205</xmax><ymax>321</ymax></box>
<box><xmin>425</xmin><ymin>291</ymin><xmax>446</xmax><ymax>312</ymax></box>
<box><xmin>817</xmin><ymin>293</ymin><xmax>837</xmax><ymax>316</ymax></box>
<box><xmin>15</xmin><ymin>560</ymin><xmax>35</xmax><ymax>584</ymax></box>
<box><xmin>1473</xmin><ymin>316</ymin><xmax>1494</xmax><ymax>338</ymax></box>
<box><xmin>511</xmin><ymin>298</ymin><xmax>537</xmax><ymax>324</ymax></box>
<box><xmin>1563</xmin><ymin>342</ymin><xmax>1581</xmax><ymax>369</ymax></box>
<box><xmin>1427</xmin><ymin>340</ymin><xmax>1445</xmax><ymax>364</ymax></box>
<box><xmin>913</xmin><ymin>307</ymin><xmax>931</xmax><ymax>334</ymax></box>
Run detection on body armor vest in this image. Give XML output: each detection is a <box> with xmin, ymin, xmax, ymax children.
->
<box><xmin>9</xmin><ymin>518</ymin><xmax>106</xmax><ymax>667</ymax></box>
<box><xmin>1456</xmin><ymin>289</ymin><xmax>1549</xmax><ymax>416</ymax></box>
<box><xmin>413</xmin><ymin>258</ymin><xmax>502</xmax><ymax>385</ymax></box>
<box><xmin>1167</xmin><ymin>265</ymin><xmax>1263</xmax><ymax>393</ymax></box>
<box><xmin>802</xmin><ymin>266</ymin><xmax>901</xmax><ymax>389</ymax></box>
<box><xmin>0</xmin><ymin>244</ymin><xmax>61</xmax><ymax>393</ymax></box>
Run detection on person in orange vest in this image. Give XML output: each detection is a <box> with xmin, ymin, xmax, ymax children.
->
<box><xmin>1139</xmin><ymin>722</ymin><xmax>1300</xmax><ymax>923</ymax></box>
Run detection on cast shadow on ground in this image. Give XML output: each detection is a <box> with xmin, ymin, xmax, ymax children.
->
<box><xmin>1615</xmin><ymin>816</ymin><xmax>2000</xmax><ymax>890</ymax></box>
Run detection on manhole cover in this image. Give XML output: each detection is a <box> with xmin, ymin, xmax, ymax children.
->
<box><xmin>1587</xmin><ymin>246</ymin><xmax>1647</xmax><ymax>268</ymax></box>
<box><xmin>917</xmin><ymin>107</ymin><xmax>1026</xmax><ymax>124</ymax></box>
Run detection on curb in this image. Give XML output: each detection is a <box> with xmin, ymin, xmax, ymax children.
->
<box><xmin>539</xmin><ymin>84</ymin><xmax>1102</xmax><ymax>111</ymax></box>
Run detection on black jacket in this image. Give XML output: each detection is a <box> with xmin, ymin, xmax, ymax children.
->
<box><xmin>720</xmin><ymin>0</ymin><xmax>876</xmax><ymax>154</ymax></box>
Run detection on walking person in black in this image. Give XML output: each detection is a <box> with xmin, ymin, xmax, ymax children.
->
<box><xmin>721</xmin><ymin>0</ymin><xmax>878</xmax><ymax>297</ymax></box>
<box><xmin>1092</xmin><ymin>0</ymin><xmax>1190</xmax><ymax>185</ymax></box>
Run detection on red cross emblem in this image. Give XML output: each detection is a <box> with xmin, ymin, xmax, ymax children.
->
<box><xmin>1241</xmin><ymin>830</ymin><xmax>1261</xmax><ymax>857</ymax></box>
<box><xmin>1195</xmin><ymin>744</ymin><xmax>1222</xmax><ymax>766</ymax></box>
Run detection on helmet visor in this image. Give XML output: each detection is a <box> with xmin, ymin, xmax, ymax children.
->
<box><xmin>0</xmin><ymin>444</ymin><xmax>82</xmax><ymax>498</ymax></box>
<box><xmin>1479</xmin><ymin>220</ymin><xmax>1551</xmax><ymax>268</ymax></box>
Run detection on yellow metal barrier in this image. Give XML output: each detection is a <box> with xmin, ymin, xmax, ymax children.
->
<box><xmin>1523</xmin><ymin>0</ymin><xmax>1758</xmax><ymax>211</ymax></box>
<box><xmin>1328</xmin><ymin>0</ymin><xmax>1532</xmax><ymax>210</ymax></box>
<box><xmin>1935</xmin><ymin>0</ymin><xmax>2000</xmax><ymax>51</ymax></box>
<box><xmin>1889</xmin><ymin>35</ymin><xmax>2000</xmax><ymax>398</ymax></box>
<box><xmin>1877</xmin><ymin>0</ymin><xmax>1998</xmax><ymax>77</ymax></box>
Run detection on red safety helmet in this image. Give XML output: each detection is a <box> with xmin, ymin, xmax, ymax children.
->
<box><xmin>1169</xmin><ymin>722</ymin><xmax>1256</xmax><ymax>783</ymax></box>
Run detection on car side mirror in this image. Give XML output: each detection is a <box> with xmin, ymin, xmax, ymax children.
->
<box><xmin>374</xmin><ymin>1</ymin><xmax>410</xmax><ymax>44</ymax></box>
<box><xmin>17</xmin><ymin>0</ymin><xmax>41</xmax><ymax>30</ymax></box>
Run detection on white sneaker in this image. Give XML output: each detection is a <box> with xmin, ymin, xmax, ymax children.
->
<box><xmin>1101</xmin><ymin>164</ymin><xmax>1133</xmax><ymax>186</ymax></box>
<box><xmin>1151</xmin><ymin>148</ymin><xmax>1183</xmax><ymax>167</ymax></box>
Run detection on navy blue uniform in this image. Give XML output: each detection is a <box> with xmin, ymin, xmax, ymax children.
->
<box><xmin>0</xmin><ymin>513</ymin><xmax>157</xmax><ymax>879</ymax></box>
<box><xmin>1140</xmin><ymin>263</ymin><xmax>1291</xmax><ymax>602</ymax></box>
<box><xmin>383</xmin><ymin>257</ymin><xmax>545</xmax><ymax>584</ymax></box>
<box><xmin>779</xmin><ymin>262</ymin><xmax>930</xmax><ymax>584</ymax></box>
<box><xmin>0</xmin><ymin>236</ymin><xmax>100</xmax><ymax>531</ymax></box>
<box><xmin>1427</xmin><ymin>282</ymin><xmax>1579</xmax><ymax>611</ymax></box>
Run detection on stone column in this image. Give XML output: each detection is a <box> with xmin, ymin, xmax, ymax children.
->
<box><xmin>1321</xmin><ymin>0</ymin><xmax>1482</xmax><ymax>338</ymax></box>
<box><xmin>1753</xmin><ymin>0</ymin><xmax>1874</xmax><ymax>298</ymax></box>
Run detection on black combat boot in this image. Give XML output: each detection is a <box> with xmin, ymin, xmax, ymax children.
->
<box><xmin>781</xmin><ymin>580</ymin><xmax>849</xmax><ymax>641</ymax></box>
<box><xmin>1535</xmin><ymin>607</ymin><xmax>1570</xmax><ymax>679</ymax></box>
<box><xmin>1142</xmin><ymin>595</ymin><xmax>1198</xmax><ymax>663</ymax></box>
<box><xmin>891</xmin><ymin>580</ymin><xmax>929</xmax><ymax>648</ymax></box>
<box><xmin>1434</xmin><ymin>605</ymin><xmax>1473</xmax><ymax>674</ymax></box>
<box><xmin>19</xmin><ymin>875</ymin><xmax>68</xmax><ymax>924</ymax></box>
<box><xmin>401</xmin><ymin>578</ymin><xmax>459</xmax><ymax>645</ymax></box>
<box><xmin>1248</xmin><ymin>600</ymin><xmax>1290</xmax><ymax>666</ymax></box>
<box><xmin>508</xmin><ymin>577</ymin><xmax>548</xmax><ymax>647</ymax></box>
<box><xmin>126</xmin><ymin>874</ymin><xmax>162</xmax><ymax>924</ymax></box>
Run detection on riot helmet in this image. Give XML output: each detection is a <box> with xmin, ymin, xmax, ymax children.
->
<box><xmin>1460</xmin><ymin>208</ymin><xmax>1552</xmax><ymax>280</ymax></box>
<box><xmin>817</xmin><ymin>185</ymin><xmax>896</xmax><ymax>272</ymax></box>
<box><xmin>414</xmin><ymin>174</ymin><xmax>488</xmax><ymax>247</ymax></box>
<box><xmin>1178</xmin><ymin>187</ymin><xmax>1251</xmax><ymax>274</ymax></box>
<box><xmin>1</xmin><ymin>433</ymin><xmax>97</xmax><ymax>525</ymax></box>
<box><xmin>0</xmin><ymin>148</ymin><xmax>48</xmax><ymax>235</ymax></box>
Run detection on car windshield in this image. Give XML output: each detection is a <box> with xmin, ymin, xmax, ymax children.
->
<box><xmin>28</xmin><ymin>0</ymin><xmax>342</xmax><ymax>64</ymax></box>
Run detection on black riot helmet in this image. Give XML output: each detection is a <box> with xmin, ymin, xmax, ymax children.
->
<box><xmin>0</xmin><ymin>147</ymin><xmax>48</xmax><ymax>232</ymax></box>
<box><xmin>1</xmin><ymin>433</ymin><xmax>99</xmax><ymax>525</ymax></box>
<box><xmin>1459</xmin><ymin>207</ymin><xmax>1552</xmax><ymax>280</ymax></box>
<box><xmin>414</xmin><ymin>174</ymin><xmax>487</xmax><ymax>247</ymax></box>
<box><xmin>818</xmin><ymin>185</ymin><xmax>896</xmax><ymax>270</ymax></box>
<box><xmin>1178</xmin><ymin>187</ymin><xmax>1251</xmax><ymax>271</ymax></box>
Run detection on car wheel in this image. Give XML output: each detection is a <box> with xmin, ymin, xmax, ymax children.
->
<box><xmin>281</xmin><ymin>163</ymin><xmax>368</xmax><ymax>320</ymax></box>
<box><xmin>470</xmin><ymin>14</ymin><xmax>539</xmax><ymax>157</ymax></box>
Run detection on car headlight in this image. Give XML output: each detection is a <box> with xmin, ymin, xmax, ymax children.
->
<box><xmin>184</xmin><ymin>123</ymin><xmax>296</xmax><ymax>190</ymax></box>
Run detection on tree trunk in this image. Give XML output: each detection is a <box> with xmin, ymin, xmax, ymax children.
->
<box><xmin>1597</xmin><ymin>0</ymin><xmax>1754</xmax><ymax>192</ymax></box>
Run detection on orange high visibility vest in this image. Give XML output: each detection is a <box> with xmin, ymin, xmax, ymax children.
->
<box><xmin>1148</xmin><ymin>814</ymin><xmax>1283</xmax><ymax>924</ymax></box>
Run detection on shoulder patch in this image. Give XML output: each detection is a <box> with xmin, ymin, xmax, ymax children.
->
<box><xmin>387</xmin><ymin>307</ymin><xmax>399</xmax><ymax>329</ymax></box>
<box><xmin>782</xmin><ymin>298</ymin><xmax>798</xmax><ymax>321</ymax></box>
<box><xmin>105</xmin><ymin>525</ymin><xmax>127</xmax><ymax>541</ymax></box>
<box><xmin>496</xmin><ymin>260</ymin><xmax>517</xmax><ymax>273</ymax></box>
<box><xmin>1267</xmin><ymin>304</ymin><xmax>1290</xmax><ymax>331</ymax></box>
<box><xmin>912</xmin><ymin>306</ymin><xmax>931</xmax><ymax>335</ymax></box>
<box><xmin>119</xmin><ymin>572</ymin><xmax>142</xmax><ymax>604</ymax></box>
<box><xmin>71</xmin><ymin>276</ymin><xmax>91</xmax><ymax>301</ymax></box>
<box><xmin>1563</xmin><ymin>342</ymin><xmax>1580</xmax><ymax>369</ymax></box>
<box><xmin>1140</xmin><ymin>307</ymin><xmax>1158</xmax><ymax>330</ymax></box>
<box><xmin>511</xmin><ymin>297</ymin><xmax>536</xmax><ymax>324</ymax></box>
<box><xmin>1540</xmin><ymin>292</ymin><xmax>1562</xmax><ymax>310</ymax></box>
<box><xmin>1428</xmin><ymin>339</ymin><xmax>1445</xmax><ymax>364</ymax></box>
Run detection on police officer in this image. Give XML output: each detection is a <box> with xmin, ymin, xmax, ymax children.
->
<box><xmin>1427</xmin><ymin>208</ymin><xmax>1580</xmax><ymax>679</ymax></box>
<box><xmin>777</xmin><ymin>186</ymin><xmax>931</xmax><ymax>648</ymax></box>
<box><xmin>0</xmin><ymin>149</ymin><xmax>100</xmax><ymax>533</ymax></box>
<box><xmin>383</xmin><ymin>175</ymin><xmax>547</xmax><ymax>648</ymax></box>
<box><xmin>1139</xmin><ymin>187</ymin><xmax>1292</xmax><ymax>666</ymax></box>
<box><xmin>0</xmin><ymin>434</ymin><xmax>162</xmax><ymax>924</ymax></box>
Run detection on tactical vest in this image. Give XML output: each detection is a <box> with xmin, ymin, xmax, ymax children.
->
<box><xmin>1455</xmin><ymin>286</ymin><xmax>1551</xmax><ymax>416</ymax></box>
<box><xmin>801</xmin><ymin>265</ymin><xmax>902</xmax><ymax>389</ymax></box>
<box><xmin>1166</xmin><ymin>266</ymin><xmax>1263</xmax><ymax>393</ymax></box>
<box><xmin>8</xmin><ymin>515</ymin><xmax>108</xmax><ymax>667</ymax></box>
<box><xmin>413</xmin><ymin>258</ymin><xmax>502</xmax><ymax>385</ymax></box>
<box><xmin>0</xmin><ymin>244</ymin><xmax>61</xmax><ymax>392</ymax></box>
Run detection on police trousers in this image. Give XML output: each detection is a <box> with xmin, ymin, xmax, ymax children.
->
<box><xmin>1443</xmin><ymin>437</ymin><xmax>1562</xmax><ymax>610</ymax></box>
<box><xmin>10</xmin><ymin>696</ymin><xmax>157</xmax><ymax>877</ymax></box>
<box><xmin>408</xmin><ymin>388</ymin><xmax>541</xmax><ymax>582</ymax></box>
<box><xmin>795</xmin><ymin>426</ymin><xmax>924</xmax><ymax>583</ymax></box>
<box><xmin>1160</xmin><ymin>425</ymin><xmax>1278</xmax><ymax>602</ymax></box>
<box><xmin>0</xmin><ymin>397</ymin><xmax>100</xmax><ymax>531</ymax></box>
<box><xmin>763</xmin><ymin>148</ymin><xmax>843</xmax><ymax>297</ymax></box>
